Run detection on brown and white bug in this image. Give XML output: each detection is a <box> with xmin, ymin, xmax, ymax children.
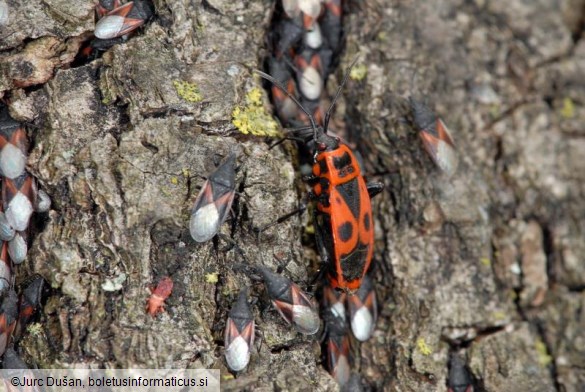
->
<box><xmin>224</xmin><ymin>288</ymin><xmax>255</xmax><ymax>373</ymax></box>
<box><xmin>410</xmin><ymin>97</ymin><xmax>458</xmax><ymax>177</ymax></box>
<box><xmin>258</xmin><ymin>266</ymin><xmax>320</xmax><ymax>335</ymax></box>
<box><xmin>189</xmin><ymin>153</ymin><xmax>238</xmax><ymax>243</ymax></box>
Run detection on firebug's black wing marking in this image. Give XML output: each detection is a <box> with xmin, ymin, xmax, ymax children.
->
<box><xmin>335</xmin><ymin>178</ymin><xmax>361</xmax><ymax>221</ymax></box>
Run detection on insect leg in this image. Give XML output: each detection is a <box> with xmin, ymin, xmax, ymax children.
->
<box><xmin>252</xmin><ymin>202</ymin><xmax>307</xmax><ymax>235</ymax></box>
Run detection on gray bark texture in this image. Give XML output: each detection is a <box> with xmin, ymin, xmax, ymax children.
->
<box><xmin>1</xmin><ymin>0</ymin><xmax>584</xmax><ymax>391</ymax></box>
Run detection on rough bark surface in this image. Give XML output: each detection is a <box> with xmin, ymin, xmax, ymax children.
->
<box><xmin>1</xmin><ymin>0</ymin><xmax>584</xmax><ymax>391</ymax></box>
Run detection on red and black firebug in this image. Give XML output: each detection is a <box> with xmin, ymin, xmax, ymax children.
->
<box><xmin>256</xmin><ymin>62</ymin><xmax>384</xmax><ymax>293</ymax></box>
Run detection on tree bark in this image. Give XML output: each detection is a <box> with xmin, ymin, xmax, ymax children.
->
<box><xmin>1</xmin><ymin>0</ymin><xmax>584</xmax><ymax>391</ymax></box>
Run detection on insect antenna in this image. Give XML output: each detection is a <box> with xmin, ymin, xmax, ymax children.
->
<box><xmin>255</xmin><ymin>70</ymin><xmax>319</xmax><ymax>140</ymax></box>
<box><xmin>323</xmin><ymin>57</ymin><xmax>359</xmax><ymax>133</ymax></box>
<box><xmin>268</xmin><ymin>136</ymin><xmax>303</xmax><ymax>150</ymax></box>
<box><xmin>267</xmin><ymin>124</ymin><xmax>317</xmax><ymax>149</ymax></box>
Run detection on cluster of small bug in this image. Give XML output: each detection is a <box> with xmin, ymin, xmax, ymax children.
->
<box><xmin>258</xmin><ymin>0</ymin><xmax>385</xmax><ymax>386</ymax></box>
<box><xmin>183</xmin><ymin>152</ymin><xmax>320</xmax><ymax>371</ymax></box>
<box><xmin>255</xmin><ymin>0</ymin><xmax>461</xmax><ymax>387</ymax></box>
<box><xmin>266</xmin><ymin>0</ymin><xmax>342</xmax><ymax>127</ymax></box>
<box><xmin>0</xmin><ymin>104</ymin><xmax>50</xmax><ymax>369</ymax></box>
<box><xmin>0</xmin><ymin>0</ymin><xmax>155</xmax><ymax>371</ymax></box>
<box><xmin>0</xmin><ymin>109</ymin><xmax>51</xmax><ymax>270</ymax></box>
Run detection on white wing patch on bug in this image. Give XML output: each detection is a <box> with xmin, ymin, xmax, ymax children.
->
<box><xmin>332</xmin><ymin>353</ymin><xmax>350</xmax><ymax>386</ymax></box>
<box><xmin>0</xmin><ymin>144</ymin><xmax>25</xmax><ymax>180</ymax></box>
<box><xmin>304</xmin><ymin>23</ymin><xmax>323</xmax><ymax>49</ymax></box>
<box><xmin>331</xmin><ymin>300</ymin><xmax>345</xmax><ymax>319</ymax></box>
<box><xmin>299</xmin><ymin>66</ymin><xmax>323</xmax><ymax>100</ymax></box>
<box><xmin>8</xmin><ymin>233</ymin><xmax>26</xmax><ymax>264</ymax></box>
<box><xmin>436</xmin><ymin>140</ymin><xmax>458</xmax><ymax>177</ymax></box>
<box><xmin>293</xmin><ymin>304</ymin><xmax>320</xmax><ymax>335</ymax></box>
<box><xmin>351</xmin><ymin>306</ymin><xmax>374</xmax><ymax>342</ymax></box>
<box><xmin>95</xmin><ymin>15</ymin><xmax>125</xmax><ymax>39</ymax></box>
<box><xmin>189</xmin><ymin>203</ymin><xmax>220</xmax><ymax>242</ymax></box>
<box><xmin>225</xmin><ymin>336</ymin><xmax>251</xmax><ymax>372</ymax></box>
<box><xmin>299</xmin><ymin>0</ymin><xmax>321</xmax><ymax>20</ymax></box>
<box><xmin>5</xmin><ymin>192</ymin><xmax>33</xmax><ymax>232</ymax></box>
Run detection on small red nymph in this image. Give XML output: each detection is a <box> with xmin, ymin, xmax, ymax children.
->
<box><xmin>146</xmin><ymin>277</ymin><xmax>173</xmax><ymax>317</ymax></box>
